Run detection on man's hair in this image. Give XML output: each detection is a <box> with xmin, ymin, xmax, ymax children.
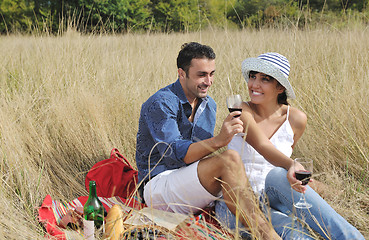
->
<box><xmin>176</xmin><ymin>42</ymin><xmax>216</xmax><ymax>74</ymax></box>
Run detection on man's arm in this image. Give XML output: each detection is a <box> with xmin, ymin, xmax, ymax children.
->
<box><xmin>143</xmin><ymin>98</ymin><xmax>193</xmax><ymax>165</ymax></box>
<box><xmin>183</xmin><ymin>111</ymin><xmax>243</xmax><ymax>164</ymax></box>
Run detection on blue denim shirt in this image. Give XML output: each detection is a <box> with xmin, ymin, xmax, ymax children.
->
<box><xmin>135</xmin><ymin>79</ymin><xmax>217</xmax><ymax>183</ymax></box>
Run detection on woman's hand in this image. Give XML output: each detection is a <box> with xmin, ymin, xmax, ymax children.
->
<box><xmin>287</xmin><ymin>162</ymin><xmax>311</xmax><ymax>193</ymax></box>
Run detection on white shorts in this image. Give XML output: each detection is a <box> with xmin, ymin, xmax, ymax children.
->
<box><xmin>143</xmin><ymin>161</ymin><xmax>221</xmax><ymax>215</ymax></box>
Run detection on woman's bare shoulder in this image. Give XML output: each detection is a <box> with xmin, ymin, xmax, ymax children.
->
<box><xmin>240</xmin><ymin>101</ymin><xmax>254</xmax><ymax>121</ymax></box>
<box><xmin>242</xmin><ymin>101</ymin><xmax>252</xmax><ymax>112</ymax></box>
<box><xmin>289</xmin><ymin>106</ymin><xmax>307</xmax><ymax>130</ymax></box>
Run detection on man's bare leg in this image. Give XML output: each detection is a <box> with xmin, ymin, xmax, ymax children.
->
<box><xmin>198</xmin><ymin>149</ymin><xmax>281</xmax><ymax>239</ymax></box>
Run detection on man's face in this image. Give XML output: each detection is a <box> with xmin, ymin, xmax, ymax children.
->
<box><xmin>179</xmin><ymin>58</ymin><xmax>216</xmax><ymax>104</ymax></box>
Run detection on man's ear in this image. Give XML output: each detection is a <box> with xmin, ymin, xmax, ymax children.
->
<box><xmin>178</xmin><ymin>68</ymin><xmax>186</xmax><ymax>79</ymax></box>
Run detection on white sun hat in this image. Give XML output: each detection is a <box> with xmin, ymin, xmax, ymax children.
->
<box><xmin>241</xmin><ymin>52</ymin><xmax>296</xmax><ymax>99</ymax></box>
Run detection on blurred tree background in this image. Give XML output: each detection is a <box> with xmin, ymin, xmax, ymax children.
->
<box><xmin>0</xmin><ymin>0</ymin><xmax>368</xmax><ymax>33</ymax></box>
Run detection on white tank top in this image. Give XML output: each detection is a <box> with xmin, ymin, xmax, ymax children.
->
<box><xmin>228</xmin><ymin>105</ymin><xmax>294</xmax><ymax>194</ymax></box>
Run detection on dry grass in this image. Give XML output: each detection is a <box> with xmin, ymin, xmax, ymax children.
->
<box><xmin>0</xmin><ymin>27</ymin><xmax>368</xmax><ymax>239</ymax></box>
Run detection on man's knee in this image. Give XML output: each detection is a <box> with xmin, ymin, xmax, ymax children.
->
<box><xmin>221</xmin><ymin>149</ymin><xmax>242</xmax><ymax>166</ymax></box>
<box><xmin>216</xmin><ymin>150</ymin><xmax>245</xmax><ymax>177</ymax></box>
<box><xmin>198</xmin><ymin>150</ymin><xmax>243</xmax><ymax>182</ymax></box>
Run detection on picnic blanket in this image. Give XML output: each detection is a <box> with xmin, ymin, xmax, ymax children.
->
<box><xmin>38</xmin><ymin>194</ymin><xmax>232</xmax><ymax>239</ymax></box>
<box><xmin>38</xmin><ymin>148</ymin><xmax>233</xmax><ymax>239</ymax></box>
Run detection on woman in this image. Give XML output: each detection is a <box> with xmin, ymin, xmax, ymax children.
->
<box><xmin>215</xmin><ymin>52</ymin><xmax>364</xmax><ymax>239</ymax></box>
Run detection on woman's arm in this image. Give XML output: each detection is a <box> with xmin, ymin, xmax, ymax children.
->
<box><xmin>289</xmin><ymin>108</ymin><xmax>336</xmax><ymax>196</ymax></box>
<box><xmin>241</xmin><ymin>110</ymin><xmax>294</xmax><ymax>169</ymax></box>
<box><xmin>289</xmin><ymin>107</ymin><xmax>307</xmax><ymax>149</ymax></box>
<box><xmin>241</xmin><ymin>103</ymin><xmax>307</xmax><ymax>192</ymax></box>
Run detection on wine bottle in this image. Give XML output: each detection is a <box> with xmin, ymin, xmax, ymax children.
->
<box><xmin>84</xmin><ymin>181</ymin><xmax>105</xmax><ymax>240</ymax></box>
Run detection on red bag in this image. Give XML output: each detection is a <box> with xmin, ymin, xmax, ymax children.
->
<box><xmin>85</xmin><ymin>148</ymin><xmax>138</xmax><ymax>198</ymax></box>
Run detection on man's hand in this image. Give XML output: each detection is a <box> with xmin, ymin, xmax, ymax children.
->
<box><xmin>214</xmin><ymin>111</ymin><xmax>243</xmax><ymax>148</ymax></box>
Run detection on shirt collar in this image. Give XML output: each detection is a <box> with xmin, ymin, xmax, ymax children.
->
<box><xmin>173</xmin><ymin>79</ymin><xmax>209</xmax><ymax>105</ymax></box>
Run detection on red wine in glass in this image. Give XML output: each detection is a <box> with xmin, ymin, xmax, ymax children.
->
<box><xmin>228</xmin><ymin>107</ymin><xmax>242</xmax><ymax>118</ymax></box>
<box><xmin>226</xmin><ymin>95</ymin><xmax>243</xmax><ymax>118</ymax></box>
<box><xmin>295</xmin><ymin>170</ymin><xmax>312</xmax><ymax>186</ymax></box>
<box><xmin>226</xmin><ymin>94</ymin><xmax>244</xmax><ymax>136</ymax></box>
<box><xmin>294</xmin><ymin>158</ymin><xmax>313</xmax><ymax>209</ymax></box>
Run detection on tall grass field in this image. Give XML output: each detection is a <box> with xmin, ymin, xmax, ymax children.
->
<box><xmin>0</xmin><ymin>27</ymin><xmax>368</xmax><ymax>239</ymax></box>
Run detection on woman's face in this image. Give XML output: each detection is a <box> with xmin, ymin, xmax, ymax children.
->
<box><xmin>248</xmin><ymin>71</ymin><xmax>285</xmax><ymax>104</ymax></box>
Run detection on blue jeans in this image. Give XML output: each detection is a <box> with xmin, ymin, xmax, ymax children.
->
<box><xmin>215</xmin><ymin>167</ymin><xmax>365</xmax><ymax>240</ymax></box>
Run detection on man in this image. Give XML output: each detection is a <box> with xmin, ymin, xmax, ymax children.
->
<box><xmin>135</xmin><ymin>42</ymin><xmax>280</xmax><ymax>239</ymax></box>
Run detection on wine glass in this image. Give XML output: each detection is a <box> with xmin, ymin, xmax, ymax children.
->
<box><xmin>293</xmin><ymin>157</ymin><xmax>313</xmax><ymax>209</ymax></box>
<box><xmin>226</xmin><ymin>94</ymin><xmax>243</xmax><ymax>137</ymax></box>
<box><xmin>226</xmin><ymin>94</ymin><xmax>243</xmax><ymax>118</ymax></box>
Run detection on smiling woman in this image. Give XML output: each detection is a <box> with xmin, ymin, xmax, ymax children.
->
<box><xmin>215</xmin><ymin>52</ymin><xmax>365</xmax><ymax>240</ymax></box>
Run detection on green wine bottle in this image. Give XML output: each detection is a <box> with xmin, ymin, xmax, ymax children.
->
<box><xmin>84</xmin><ymin>181</ymin><xmax>105</xmax><ymax>240</ymax></box>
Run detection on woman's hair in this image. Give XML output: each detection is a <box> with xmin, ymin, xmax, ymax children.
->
<box><xmin>249</xmin><ymin>71</ymin><xmax>289</xmax><ymax>105</ymax></box>
<box><xmin>277</xmin><ymin>84</ymin><xmax>289</xmax><ymax>105</ymax></box>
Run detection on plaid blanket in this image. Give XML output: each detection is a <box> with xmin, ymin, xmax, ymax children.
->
<box><xmin>38</xmin><ymin>194</ymin><xmax>232</xmax><ymax>240</ymax></box>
